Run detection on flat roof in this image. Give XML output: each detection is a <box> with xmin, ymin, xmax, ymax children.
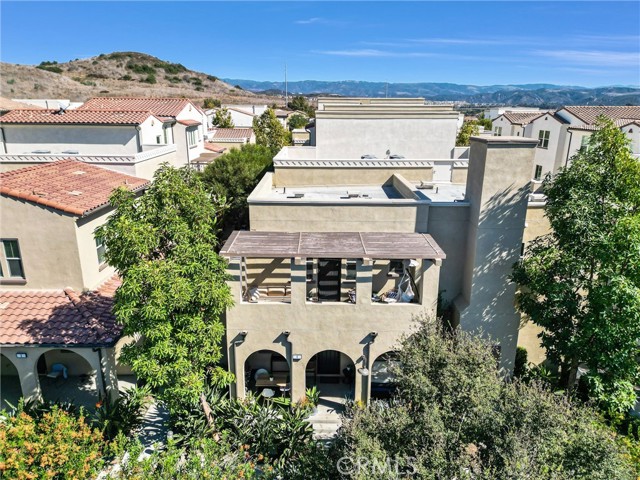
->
<box><xmin>220</xmin><ymin>231</ymin><xmax>446</xmax><ymax>260</ymax></box>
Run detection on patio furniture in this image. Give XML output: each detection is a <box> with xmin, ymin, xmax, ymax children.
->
<box><xmin>255</xmin><ymin>373</ymin><xmax>288</xmax><ymax>388</ymax></box>
<box><xmin>262</xmin><ymin>388</ymin><xmax>275</xmax><ymax>399</ymax></box>
<box><xmin>254</xmin><ymin>368</ymin><xmax>269</xmax><ymax>381</ymax></box>
<box><xmin>46</xmin><ymin>363</ymin><xmax>68</xmax><ymax>380</ymax></box>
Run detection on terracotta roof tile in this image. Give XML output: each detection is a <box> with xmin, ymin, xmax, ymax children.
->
<box><xmin>569</xmin><ymin>118</ymin><xmax>640</xmax><ymax>131</ymax></box>
<box><xmin>0</xmin><ymin>275</ymin><xmax>122</xmax><ymax>346</ymax></box>
<box><xmin>0</xmin><ymin>109</ymin><xmax>157</xmax><ymax>125</ymax></box>
<box><xmin>561</xmin><ymin>106</ymin><xmax>640</xmax><ymax>125</ymax></box>
<box><xmin>209</xmin><ymin>128</ymin><xmax>253</xmax><ymax>141</ymax></box>
<box><xmin>500</xmin><ymin>111</ymin><xmax>549</xmax><ymax>125</ymax></box>
<box><xmin>0</xmin><ymin>159</ymin><xmax>149</xmax><ymax>216</ymax></box>
<box><xmin>177</xmin><ymin>119</ymin><xmax>201</xmax><ymax>126</ymax></box>
<box><xmin>204</xmin><ymin>143</ymin><xmax>227</xmax><ymax>153</ymax></box>
<box><xmin>79</xmin><ymin>97</ymin><xmax>196</xmax><ymax>117</ymax></box>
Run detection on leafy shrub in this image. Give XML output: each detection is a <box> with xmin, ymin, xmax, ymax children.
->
<box><xmin>93</xmin><ymin>386</ymin><xmax>151</xmax><ymax>440</ymax></box>
<box><xmin>107</xmin><ymin>52</ymin><xmax>131</xmax><ymax>61</ymax></box>
<box><xmin>37</xmin><ymin>65</ymin><xmax>63</xmax><ymax>74</ymax></box>
<box><xmin>234</xmin><ymin>85</ymin><xmax>244</xmax><ymax>90</ymax></box>
<box><xmin>164</xmin><ymin>75</ymin><xmax>181</xmax><ymax>83</ymax></box>
<box><xmin>126</xmin><ymin>62</ymin><xmax>156</xmax><ymax>75</ymax></box>
<box><xmin>195</xmin><ymin>86</ymin><xmax>204</xmax><ymax>92</ymax></box>
<box><xmin>288</xmin><ymin>112</ymin><xmax>308</xmax><ymax>130</ymax></box>
<box><xmin>6</xmin><ymin>79</ymin><xmax>15</xmax><ymax>85</ymax></box>
<box><xmin>207</xmin><ymin>75</ymin><xmax>218</xmax><ymax>82</ymax></box>
<box><xmin>0</xmin><ymin>403</ymin><xmax>103</xmax><ymax>479</ymax></box>
<box><xmin>120</xmin><ymin>74</ymin><xmax>133</xmax><ymax>81</ymax></box>
<box><xmin>92</xmin><ymin>60</ymin><xmax>98</xmax><ymax>65</ymax></box>
<box><xmin>155</xmin><ymin>62</ymin><xmax>187</xmax><ymax>74</ymax></box>
<box><xmin>514</xmin><ymin>346</ymin><xmax>528</xmax><ymax>378</ymax></box>
<box><xmin>141</xmin><ymin>74</ymin><xmax>156</xmax><ymax>84</ymax></box>
<box><xmin>203</xmin><ymin>97</ymin><xmax>221</xmax><ymax>108</ymax></box>
<box><xmin>190</xmin><ymin>77</ymin><xmax>203</xmax><ymax>86</ymax></box>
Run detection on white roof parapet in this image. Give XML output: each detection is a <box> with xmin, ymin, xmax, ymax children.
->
<box><xmin>273</xmin><ymin>158</ymin><xmax>439</xmax><ymax>168</ymax></box>
<box><xmin>0</xmin><ymin>144</ymin><xmax>176</xmax><ymax>165</ymax></box>
<box><xmin>134</xmin><ymin>144</ymin><xmax>177</xmax><ymax>162</ymax></box>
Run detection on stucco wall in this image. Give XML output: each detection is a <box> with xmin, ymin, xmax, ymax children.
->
<box><xmin>2</xmin><ymin>125</ymin><xmax>142</xmax><ymax>155</ymax></box>
<box><xmin>273</xmin><ymin>166</ymin><xmax>433</xmax><ymax>186</ymax></box>
<box><xmin>0</xmin><ymin>197</ymin><xmax>83</xmax><ymax>289</ymax></box>
<box><xmin>315</xmin><ymin>117</ymin><xmax>457</xmax><ymax>159</ymax></box>
<box><xmin>75</xmin><ymin>211</ymin><xmax>116</xmax><ymax>291</ymax></box>
<box><xmin>526</xmin><ymin>115</ymin><xmax>568</xmax><ymax>177</ymax></box>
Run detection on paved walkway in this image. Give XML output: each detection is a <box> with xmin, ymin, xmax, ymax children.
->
<box><xmin>137</xmin><ymin>402</ymin><xmax>170</xmax><ymax>459</ymax></box>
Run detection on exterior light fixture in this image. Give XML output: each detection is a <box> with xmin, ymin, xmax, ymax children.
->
<box><xmin>16</xmin><ymin>352</ymin><xmax>27</xmax><ymax>359</ymax></box>
<box><xmin>369</xmin><ymin>331</ymin><xmax>378</xmax><ymax>341</ymax></box>
<box><xmin>282</xmin><ymin>331</ymin><xmax>291</xmax><ymax>337</ymax></box>
<box><xmin>240</xmin><ymin>331</ymin><xmax>248</xmax><ymax>337</ymax></box>
<box><xmin>292</xmin><ymin>354</ymin><xmax>302</xmax><ymax>361</ymax></box>
<box><xmin>358</xmin><ymin>367</ymin><xmax>370</xmax><ymax>376</ymax></box>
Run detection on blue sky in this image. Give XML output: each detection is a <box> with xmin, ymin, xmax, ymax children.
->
<box><xmin>1</xmin><ymin>1</ymin><xmax>639</xmax><ymax>87</ymax></box>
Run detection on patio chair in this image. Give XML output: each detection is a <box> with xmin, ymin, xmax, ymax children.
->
<box><xmin>46</xmin><ymin>363</ymin><xmax>68</xmax><ymax>380</ymax></box>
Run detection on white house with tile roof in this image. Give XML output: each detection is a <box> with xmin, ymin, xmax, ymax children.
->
<box><xmin>0</xmin><ymin>108</ymin><xmax>179</xmax><ymax>179</ymax></box>
<box><xmin>492</xmin><ymin>111</ymin><xmax>548</xmax><ymax>138</ymax></box>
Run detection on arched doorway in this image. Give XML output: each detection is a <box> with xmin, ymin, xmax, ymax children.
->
<box><xmin>244</xmin><ymin>350</ymin><xmax>290</xmax><ymax>399</ymax></box>
<box><xmin>1</xmin><ymin>354</ymin><xmax>22</xmax><ymax>409</ymax></box>
<box><xmin>306</xmin><ymin>350</ymin><xmax>355</xmax><ymax>410</ymax></box>
<box><xmin>371</xmin><ymin>351</ymin><xmax>400</xmax><ymax>400</ymax></box>
<box><xmin>36</xmin><ymin>350</ymin><xmax>99</xmax><ymax>408</ymax></box>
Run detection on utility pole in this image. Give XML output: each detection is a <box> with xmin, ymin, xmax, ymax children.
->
<box><xmin>285</xmin><ymin>63</ymin><xmax>288</xmax><ymax>108</ymax></box>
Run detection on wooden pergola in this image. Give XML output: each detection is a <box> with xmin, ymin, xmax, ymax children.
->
<box><xmin>220</xmin><ymin>231</ymin><xmax>446</xmax><ymax>260</ymax></box>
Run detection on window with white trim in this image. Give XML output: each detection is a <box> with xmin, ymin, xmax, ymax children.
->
<box><xmin>1</xmin><ymin>239</ymin><xmax>25</xmax><ymax>278</ymax></box>
<box><xmin>494</xmin><ymin>126</ymin><xmax>502</xmax><ymax>136</ymax></box>
<box><xmin>538</xmin><ymin>130</ymin><xmax>550</xmax><ymax>149</ymax></box>
<box><xmin>187</xmin><ymin>128</ymin><xmax>197</xmax><ymax>147</ymax></box>
<box><xmin>95</xmin><ymin>235</ymin><xmax>106</xmax><ymax>265</ymax></box>
<box><xmin>534</xmin><ymin>165</ymin><xmax>543</xmax><ymax>181</ymax></box>
<box><xmin>580</xmin><ymin>135</ymin><xmax>590</xmax><ymax>151</ymax></box>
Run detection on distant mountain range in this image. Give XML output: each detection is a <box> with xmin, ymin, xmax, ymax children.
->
<box><xmin>224</xmin><ymin>79</ymin><xmax>640</xmax><ymax>107</ymax></box>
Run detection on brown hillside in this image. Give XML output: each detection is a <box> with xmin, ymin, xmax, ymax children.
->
<box><xmin>1</xmin><ymin>52</ymin><xmax>279</xmax><ymax>105</ymax></box>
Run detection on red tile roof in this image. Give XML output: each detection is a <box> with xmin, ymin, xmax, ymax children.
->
<box><xmin>204</xmin><ymin>143</ymin><xmax>227</xmax><ymax>153</ymax></box>
<box><xmin>0</xmin><ymin>109</ymin><xmax>157</xmax><ymax>125</ymax></box>
<box><xmin>500</xmin><ymin>111</ymin><xmax>548</xmax><ymax>125</ymax></box>
<box><xmin>569</xmin><ymin>119</ymin><xmax>640</xmax><ymax>131</ymax></box>
<box><xmin>79</xmin><ymin>97</ymin><xmax>197</xmax><ymax>117</ymax></box>
<box><xmin>177</xmin><ymin>119</ymin><xmax>201</xmax><ymax>126</ymax></box>
<box><xmin>0</xmin><ymin>159</ymin><xmax>149</xmax><ymax>216</ymax></box>
<box><xmin>561</xmin><ymin>106</ymin><xmax>640</xmax><ymax>125</ymax></box>
<box><xmin>209</xmin><ymin>128</ymin><xmax>253</xmax><ymax>141</ymax></box>
<box><xmin>0</xmin><ymin>276</ymin><xmax>122</xmax><ymax>346</ymax></box>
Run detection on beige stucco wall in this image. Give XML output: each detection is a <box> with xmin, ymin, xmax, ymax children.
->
<box><xmin>0</xmin><ymin>197</ymin><xmax>83</xmax><ymax>289</ymax></box>
<box><xmin>273</xmin><ymin>166</ymin><xmax>433</xmax><ymax>187</ymax></box>
<box><xmin>523</xmin><ymin>205</ymin><xmax>550</xmax><ymax>245</ymax></box>
<box><xmin>75</xmin><ymin>211</ymin><xmax>116</xmax><ymax>291</ymax></box>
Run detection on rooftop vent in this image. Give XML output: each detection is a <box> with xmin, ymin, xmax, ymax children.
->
<box><xmin>389</xmin><ymin>154</ymin><xmax>405</xmax><ymax>159</ymax></box>
<box><xmin>361</xmin><ymin>154</ymin><xmax>377</xmax><ymax>159</ymax></box>
<box><xmin>417</xmin><ymin>181</ymin><xmax>434</xmax><ymax>190</ymax></box>
<box><xmin>287</xmin><ymin>193</ymin><xmax>305</xmax><ymax>199</ymax></box>
<box><xmin>61</xmin><ymin>150</ymin><xmax>79</xmax><ymax>155</ymax></box>
<box><xmin>67</xmin><ymin>190</ymin><xmax>83</xmax><ymax>196</ymax></box>
<box><xmin>32</xmin><ymin>150</ymin><xmax>51</xmax><ymax>154</ymax></box>
<box><xmin>72</xmin><ymin>170</ymin><xmax>86</xmax><ymax>175</ymax></box>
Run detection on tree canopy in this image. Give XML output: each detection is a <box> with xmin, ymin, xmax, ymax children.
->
<box><xmin>253</xmin><ymin>108</ymin><xmax>291</xmax><ymax>154</ymax></box>
<box><xmin>456</xmin><ymin>120</ymin><xmax>480</xmax><ymax>146</ymax></box>
<box><xmin>211</xmin><ymin>107</ymin><xmax>234</xmax><ymax>128</ymax></box>
<box><xmin>512</xmin><ymin>117</ymin><xmax>640</xmax><ymax>413</ymax></box>
<box><xmin>330</xmin><ymin>318</ymin><xmax>635</xmax><ymax>479</ymax></box>
<box><xmin>287</xmin><ymin>112</ymin><xmax>308</xmax><ymax>130</ymax></box>
<box><xmin>200</xmin><ymin>143</ymin><xmax>273</xmax><ymax>235</ymax></box>
<box><xmin>287</xmin><ymin>95</ymin><xmax>315</xmax><ymax>118</ymax></box>
<box><xmin>203</xmin><ymin>98</ymin><xmax>221</xmax><ymax>109</ymax></box>
<box><xmin>95</xmin><ymin>166</ymin><xmax>233</xmax><ymax>413</ymax></box>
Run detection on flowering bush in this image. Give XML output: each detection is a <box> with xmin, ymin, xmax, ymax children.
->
<box><xmin>0</xmin><ymin>404</ymin><xmax>103</xmax><ymax>479</ymax></box>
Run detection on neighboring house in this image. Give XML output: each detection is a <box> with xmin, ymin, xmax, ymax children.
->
<box><xmin>191</xmin><ymin>143</ymin><xmax>228</xmax><ymax>172</ymax></box>
<box><xmin>219</xmin><ymin>98</ymin><xmax>539</xmax><ymax>404</ymax></box>
<box><xmin>0</xmin><ymin>97</ymin><xmax>44</xmax><ymax>114</ymax></box>
<box><xmin>484</xmin><ymin>106</ymin><xmax>542</xmax><ymax>120</ymax></box>
<box><xmin>523</xmin><ymin>112</ymin><xmax>570</xmax><ymax>182</ymax></box>
<box><xmin>207</xmin><ymin>128</ymin><xmax>254</xmax><ymax>149</ymax></box>
<box><xmin>78</xmin><ymin>97</ymin><xmax>207</xmax><ymax>167</ymax></box>
<box><xmin>0</xmin><ymin>108</ymin><xmax>179</xmax><ymax>179</ymax></box>
<box><xmin>0</xmin><ymin>160</ymin><xmax>149</xmax><ymax>405</ymax></box>
<box><xmin>492</xmin><ymin>111</ymin><xmax>547</xmax><ymax>137</ymax></box>
<box><xmin>312</xmin><ymin>97</ymin><xmax>459</xmax><ymax>159</ymax></box>
<box><xmin>10</xmin><ymin>98</ymin><xmax>83</xmax><ymax>110</ymax></box>
<box><xmin>220</xmin><ymin>105</ymin><xmax>290</xmax><ymax>129</ymax></box>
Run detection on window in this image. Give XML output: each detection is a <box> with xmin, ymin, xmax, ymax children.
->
<box><xmin>95</xmin><ymin>235</ymin><xmax>106</xmax><ymax>265</ymax></box>
<box><xmin>156</xmin><ymin>135</ymin><xmax>162</xmax><ymax>144</ymax></box>
<box><xmin>345</xmin><ymin>259</ymin><xmax>357</xmax><ymax>282</ymax></box>
<box><xmin>580</xmin><ymin>135</ymin><xmax>590</xmax><ymax>151</ymax></box>
<box><xmin>538</xmin><ymin>130</ymin><xmax>550</xmax><ymax>149</ymax></box>
<box><xmin>306</xmin><ymin>259</ymin><xmax>315</xmax><ymax>281</ymax></box>
<box><xmin>187</xmin><ymin>128</ymin><xmax>197</xmax><ymax>147</ymax></box>
<box><xmin>163</xmin><ymin>126</ymin><xmax>169</xmax><ymax>144</ymax></box>
<box><xmin>493</xmin><ymin>126</ymin><xmax>502</xmax><ymax>136</ymax></box>
<box><xmin>2</xmin><ymin>240</ymin><xmax>24</xmax><ymax>278</ymax></box>
<box><xmin>534</xmin><ymin>165</ymin><xmax>543</xmax><ymax>181</ymax></box>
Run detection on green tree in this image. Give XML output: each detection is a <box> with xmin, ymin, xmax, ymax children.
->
<box><xmin>456</xmin><ymin>120</ymin><xmax>480</xmax><ymax>146</ymax></box>
<box><xmin>253</xmin><ymin>108</ymin><xmax>291</xmax><ymax>154</ymax></box>
<box><xmin>287</xmin><ymin>112</ymin><xmax>308</xmax><ymax>130</ymax></box>
<box><xmin>95</xmin><ymin>166</ymin><xmax>234</xmax><ymax>413</ymax></box>
<box><xmin>203</xmin><ymin>97</ymin><xmax>221</xmax><ymax>109</ymax></box>
<box><xmin>330</xmin><ymin>318</ymin><xmax>635</xmax><ymax>479</ymax></box>
<box><xmin>476</xmin><ymin>113</ymin><xmax>493</xmax><ymax>130</ymax></box>
<box><xmin>212</xmin><ymin>107</ymin><xmax>234</xmax><ymax>128</ymax></box>
<box><xmin>287</xmin><ymin>95</ymin><xmax>315</xmax><ymax>117</ymax></box>
<box><xmin>200</xmin><ymin>143</ymin><xmax>273</xmax><ymax>234</ymax></box>
<box><xmin>512</xmin><ymin>117</ymin><xmax>640</xmax><ymax>413</ymax></box>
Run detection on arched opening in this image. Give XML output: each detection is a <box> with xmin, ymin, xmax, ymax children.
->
<box><xmin>306</xmin><ymin>350</ymin><xmax>355</xmax><ymax>410</ymax></box>
<box><xmin>371</xmin><ymin>351</ymin><xmax>401</xmax><ymax>400</ymax></box>
<box><xmin>36</xmin><ymin>349</ymin><xmax>99</xmax><ymax>408</ymax></box>
<box><xmin>244</xmin><ymin>350</ymin><xmax>290</xmax><ymax>399</ymax></box>
<box><xmin>1</xmin><ymin>354</ymin><xmax>22</xmax><ymax>409</ymax></box>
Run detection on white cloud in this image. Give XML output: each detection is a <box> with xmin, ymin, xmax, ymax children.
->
<box><xmin>315</xmin><ymin>49</ymin><xmax>436</xmax><ymax>58</ymax></box>
<box><xmin>294</xmin><ymin>17</ymin><xmax>347</xmax><ymax>26</ymax></box>
<box><xmin>532</xmin><ymin>49</ymin><xmax>640</xmax><ymax>67</ymax></box>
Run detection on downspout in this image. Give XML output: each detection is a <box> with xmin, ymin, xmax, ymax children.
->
<box><xmin>135</xmin><ymin>125</ymin><xmax>142</xmax><ymax>152</ymax></box>
<box><xmin>92</xmin><ymin>346</ymin><xmax>108</xmax><ymax>400</ymax></box>
<box><xmin>565</xmin><ymin>129</ymin><xmax>573</xmax><ymax>167</ymax></box>
<box><xmin>0</xmin><ymin>127</ymin><xmax>6</xmax><ymax>154</ymax></box>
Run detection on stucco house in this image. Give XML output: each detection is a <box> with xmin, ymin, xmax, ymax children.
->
<box><xmin>77</xmin><ymin>97</ymin><xmax>208</xmax><ymax>167</ymax></box>
<box><xmin>0</xmin><ymin>108</ymin><xmax>179</xmax><ymax>179</ymax></box>
<box><xmin>219</xmin><ymin>97</ymin><xmax>539</xmax><ymax>405</ymax></box>
<box><xmin>0</xmin><ymin>160</ymin><xmax>148</xmax><ymax>407</ymax></box>
<box><xmin>207</xmin><ymin>127</ymin><xmax>255</xmax><ymax>150</ymax></box>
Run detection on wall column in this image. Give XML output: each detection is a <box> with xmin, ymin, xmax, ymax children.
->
<box><xmin>356</xmin><ymin>259</ymin><xmax>372</xmax><ymax>305</ymax></box>
<box><xmin>290</xmin><ymin>340</ymin><xmax>306</xmax><ymax>403</ymax></box>
<box><xmin>291</xmin><ymin>258</ymin><xmax>306</xmax><ymax>306</ymax></box>
<box><xmin>100</xmin><ymin>347</ymin><xmax>120</xmax><ymax>402</ymax></box>
<box><xmin>419</xmin><ymin>259</ymin><xmax>441</xmax><ymax>317</ymax></box>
